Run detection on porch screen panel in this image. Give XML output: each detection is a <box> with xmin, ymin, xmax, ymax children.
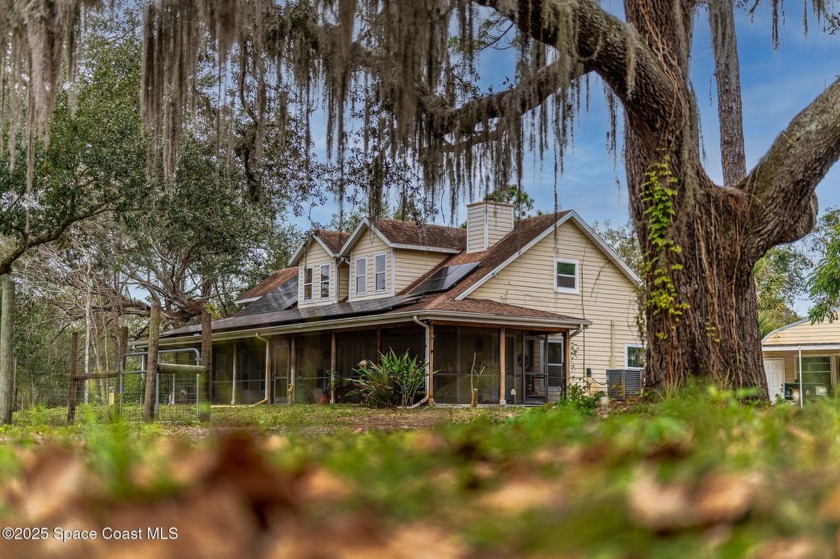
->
<box><xmin>294</xmin><ymin>334</ymin><xmax>331</xmax><ymax>403</ymax></box>
<box><xmin>211</xmin><ymin>343</ymin><xmax>234</xmax><ymax>404</ymax></box>
<box><xmin>335</xmin><ymin>331</ymin><xmax>377</xmax><ymax>404</ymax></box>
<box><xmin>235</xmin><ymin>340</ymin><xmax>267</xmax><ymax>404</ymax></box>
<box><xmin>271</xmin><ymin>339</ymin><xmax>290</xmax><ymax>403</ymax></box>
<box><xmin>433</xmin><ymin>326</ymin><xmax>499</xmax><ymax>404</ymax></box>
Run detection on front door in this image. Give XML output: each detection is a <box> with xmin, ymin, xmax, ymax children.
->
<box><xmin>763</xmin><ymin>358</ymin><xmax>785</xmax><ymax>402</ymax></box>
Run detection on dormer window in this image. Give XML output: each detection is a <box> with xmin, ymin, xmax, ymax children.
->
<box><xmin>303</xmin><ymin>267</ymin><xmax>313</xmax><ymax>301</ymax></box>
<box><xmin>320</xmin><ymin>264</ymin><xmax>330</xmax><ymax>298</ymax></box>
<box><xmin>355</xmin><ymin>257</ymin><xmax>367</xmax><ymax>295</ymax></box>
<box><xmin>375</xmin><ymin>253</ymin><xmax>386</xmax><ymax>292</ymax></box>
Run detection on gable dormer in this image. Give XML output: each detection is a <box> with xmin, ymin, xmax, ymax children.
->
<box><xmin>340</xmin><ymin>218</ymin><xmax>465</xmax><ymax>301</ymax></box>
<box><xmin>289</xmin><ymin>230</ymin><xmax>348</xmax><ymax>306</ymax></box>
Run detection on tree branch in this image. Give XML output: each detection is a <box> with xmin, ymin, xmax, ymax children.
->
<box><xmin>474</xmin><ymin>0</ymin><xmax>678</xmax><ymax>131</ymax></box>
<box><xmin>743</xmin><ymin>77</ymin><xmax>840</xmax><ymax>255</ymax></box>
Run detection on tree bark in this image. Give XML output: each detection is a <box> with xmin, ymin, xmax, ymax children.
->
<box><xmin>0</xmin><ymin>277</ymin><xmax>15</xmax><ymax>424</ymax></box>
<box><xmin>710</xmin><ymin>0</ymin><xmax>747</xmax><ymax>186</ymax></box>
<box><xmin>143</xmin><ymin>299</ymin><xmax>161</xmax><ymax>422</ymax></box>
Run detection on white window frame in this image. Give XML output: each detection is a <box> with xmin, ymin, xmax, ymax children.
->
<box><xmin>625</xmin><ymin>343</ymin><xmax>645</xmax><ymax>370</ymax></box>
<box><xmin>320</xmin><ymin>264</ymin><xmax>330</xmax><ymax>299</ymax></box>
<box><xmin>355</xmin><ymin>257</ymin><xmax>367</xmax><ymax>295</ymax></box>
<box><xmin>303</xmin><ymin>266</ymin><xmax>313</xmax><ymax>301</ymax></box>
<box><xmin>374</xmin><ymin>253</ymin><xmax>387</xmax><ymax>292</ymax></box>
<box><xmin>554</xmin><ymin>258</ymin><xmax>580</xmax><ymax>294</ymax></box>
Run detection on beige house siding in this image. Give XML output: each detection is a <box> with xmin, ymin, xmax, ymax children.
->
<box><xmin>337</xmin><ymin>261</ymin><xmax>349</xmax><ymax>302</ymax></box>
<box><xmin>763</xmin><ymin>320</ymin><xmax>840</xmax><ymax>346</ymax></box>
<box><xmin>469</xmin><ymin>220</ymin><xmax>641</xmax><ymax>387</ymax></box>
<box><xmin>298</xmin><ymin>241</ymin><xmax>335</xmax><ymax>307</ymax></box>
<box><xmin>393</xmin><ymin>249</ymin><xmax>448</xmax><ymax>293</ymax></box>
<box><xmin>349</xmin><ymin>229</ymin><xmax>391</xmax><ymax>301</ymax></box>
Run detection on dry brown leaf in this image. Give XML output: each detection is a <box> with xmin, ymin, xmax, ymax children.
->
<box><xmin>477</xmin><ymin>477</ymin><xmax>562</xmax><ymax>515</ymax></box>
<box><xmin>695</xmin><ymin>472</ymin><xmax>763</xmax><ymax>525</ymax></box>
<box><xmin>300</xmin><ymin>467</ymin><xmax>353</xmax><ymax>502</ymax></box>
<box><xmin>749</xmin><ymin>538</ymin><xmax>822</xmax><ymax>559</ymax></box>
<box><xmin>627</xmin><ymin>470</ymin><xmax>695</xmax><ymax>531</ymax></box>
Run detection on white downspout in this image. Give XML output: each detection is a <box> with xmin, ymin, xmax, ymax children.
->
<box><xmin>412</xmin><ymin>316</ymin><xmax>431</xmax><ymax>408</ymax></box>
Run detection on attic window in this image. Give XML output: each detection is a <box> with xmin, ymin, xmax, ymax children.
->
<box><xmin>304</xmin><ymin>267</ymin><xmax>313</xmax><ymax>301</ymax></box>
<box><xmin>320</xmin><ymin>264</ymin><xmax>330</xmax><ymax>298</ymax></box>
<box><xmin>554</xmin><ymin>258</ymin><xmax>579</xmax><ymax>294</ymax></box>
<box><xmin>355</xmin><ymin>257</ymin><xmax>367</xmax><ymax>295</ymax></box>
<box><xmin>375</xmin><ymin>253</ymin><xmax>386</xmax><ymax>292</ymax></box>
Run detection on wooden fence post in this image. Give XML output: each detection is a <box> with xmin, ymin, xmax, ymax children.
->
<box><xmin>67</xmin><ymin>332</ymin><xmax>80</xmax><ymax>423</ymax></box>
<box><xmin>199</xmin><ymin>308</ymin><xmax>212</xmax><ymax>420</ymax></box>
<box><xmin>0</xmin><ymin>277</ymin><xmax>16</xmax><ymax>425</ymax></box>
<box><xmin>143</xmin><ymin>300</ymin><xmax>161</xmax><ymax>422</ymax></box>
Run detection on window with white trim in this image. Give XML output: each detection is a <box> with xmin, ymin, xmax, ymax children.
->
<box><xmin>554</xmin><ymin>258</ymin><xmax>579</xmax><ymax>293</ymax></box>
<box><xmin>355</xmin><ymin>257</ymin><xmax>367</xmax><ymax>295</ymax></box>
<box><xmin>626</xmin><ymin>344</ymin><xmax>645</xmax><ymax>369</ymax></box>
<box><xmin>374</xmin><ymin>253</ymin><xmax>386</xmax><ymax>292</ymax></box>
<box><xmin>303</xmin><ymin>267</ymin><xmax>313</xmax><ymax>301</ymax></box>
<box><xmin>320</xmin><ymin>264</ymin><xmax>330</xmax><ymax>299</ymax></box>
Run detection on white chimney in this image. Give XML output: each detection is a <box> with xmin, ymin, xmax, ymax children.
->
<box><xmin>466</xmin><ymin>201</ymin><xmax>515</xmax><ymax>254</ymax></box>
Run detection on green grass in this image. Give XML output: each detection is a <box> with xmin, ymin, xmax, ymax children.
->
<box><xmin>4</xmin><ymin>390</ymin><xmax>840</xmax><ymax>557</ymax></box>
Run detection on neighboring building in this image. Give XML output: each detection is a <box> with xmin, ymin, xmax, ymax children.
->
<box><xmin>762</xmin><ymin>319</ymin><xmax>840</xmax><ymax>402</ymax></box>
<box><xmin>152</xmin><ymin>201</ymin><xmax>643</xmax><ymax>405</ymax></box>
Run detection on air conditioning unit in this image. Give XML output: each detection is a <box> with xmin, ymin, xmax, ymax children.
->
<box><xmin>607</xmin><ymin>369</ymin><xmax>643</xmax><ymax>400</ymax></box>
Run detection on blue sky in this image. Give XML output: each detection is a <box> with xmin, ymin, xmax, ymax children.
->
<box><xmin>295</xmin><ymin>3</ymin><xmax>840</xmax><ymax>232</ymax></box>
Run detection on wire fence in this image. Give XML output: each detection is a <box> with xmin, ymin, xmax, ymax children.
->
<box><xmin>11</xmin><ymin>348</ymin><xmax>207</xmax><ymax>425</ymax></box>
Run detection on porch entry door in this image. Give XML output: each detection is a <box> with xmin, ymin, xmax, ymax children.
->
<box><xmin>523</xmin><ymin>335</ymin><xmax>548</xmax><ymax>404</ymax></box>
<box><xmin>763</xmin><ymin>358</ymin><xmax>785</xmax><ymax>403</ymax></box>
<box><xmin>546</xmin><ymin>339</ymin><xmax>565</xmax><ymax>401</ymax></box>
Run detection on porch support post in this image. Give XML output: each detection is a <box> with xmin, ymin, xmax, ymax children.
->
<box><xmin>428</xmin><ymin>323</ymin><xmax>435</xmax><ymax>403</ymax></box>
<box><xmin>289</xmin><ymin>337</ymin><xmax>296</xmax><ymax>405</ymax></box>
<box><xmin>565</xmin><ymin>331</ymin><xmax>572</xmax><ymax>395</ymax></box>
<box><xmin>231</xmin><ymin>342</ymin><xmax>238</xmax><ymax>405</ymax></box>
<box><xmin>376</xmin><ymin>328</ymin><xmax>382</xmax><ymax>361</ymax></box>
<box><xmin>499</xmin><ymin>326</ymin><xmax>506</xmax><ymax>405</ymax></box>
<box><xmin>330</xmin><ymin>332</ymin><xmax>336</xmax><ymax>404</ymax></box>
<box><xmin>798</xmin><ymin>345</ymin><xmax>803</xmax><ymax>408</ymax></box>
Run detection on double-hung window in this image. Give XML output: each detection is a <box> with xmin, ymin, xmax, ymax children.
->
<box><xmin>375</xmin><ymin>253</ymin><xmax>387</xmax><ymax>292</ymax></box>
<box><xmin>320</xmin><ymin>264</ymin><xmax>330</xmax><ymax>299</ymax></box>
<box><xmin>303</xmin><ymin>267</ymin><xmax>313</xmax><ymax>301</ymax></box>
<box><xmin>554</xmin><ymin>258</ymin><xmax>580</xmax><ymax>294</ymax></box>
<box><xmin>355</xmin><ymin>257</ymin><xmax>367</xmax><ymax>295</ymax></box>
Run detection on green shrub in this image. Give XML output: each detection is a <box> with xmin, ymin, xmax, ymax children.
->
<box><xmin>353</xmin><ymin>350</ymin><xmax>429</xmax><ymax>408</ymax></box>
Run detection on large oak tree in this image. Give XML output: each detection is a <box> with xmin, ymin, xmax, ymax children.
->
<box><xmin>3</xmin><ymin>0</ymin><xmax>840</xmax><ymax>396</ymax></box>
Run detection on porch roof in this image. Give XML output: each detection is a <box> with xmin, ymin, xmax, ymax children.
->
<box><xmin>152</xmin><ymin>294</ymin><xmax>588</xmax><ymax>346</ymax></box>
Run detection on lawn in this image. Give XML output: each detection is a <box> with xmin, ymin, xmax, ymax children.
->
<box><xmin>2</xmin><ymin>390</ymin><xmax>840</xmax><ymax>558</ymax></box>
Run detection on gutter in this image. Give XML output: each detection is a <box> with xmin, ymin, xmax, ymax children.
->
<box><xmin>412</xmin><ymin>316</ymin><xmax>431</xmax><ymax>408</ymax></box>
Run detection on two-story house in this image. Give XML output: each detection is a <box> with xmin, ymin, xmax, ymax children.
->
<box><xmin>156</xmin><ymin>201</ymin><xmax>643</xmax><ymax>405</ymax></box>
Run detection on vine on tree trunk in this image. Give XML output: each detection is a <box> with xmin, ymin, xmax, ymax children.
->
<box><xmin>642</xmin><ymin>155</ymin><xmax>688</xmax><ymax>340</ymax></box>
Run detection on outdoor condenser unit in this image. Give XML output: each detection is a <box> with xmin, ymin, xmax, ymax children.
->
<box><xmin>606</xmin><ymin>369</ymin><xmax>643</xmax><ymax>400</ymax></box>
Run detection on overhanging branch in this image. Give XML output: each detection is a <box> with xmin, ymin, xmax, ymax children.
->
<box><xmin>743</xmin><ymin>77</ymin><xmax>840</xmax><ymax>254</ymax></box>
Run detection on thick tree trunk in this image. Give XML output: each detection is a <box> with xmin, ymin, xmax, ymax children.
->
<box><xmin>640</xmin><ymin>195</ymin><xmax>767</xmax><ymax>395</ymax></box>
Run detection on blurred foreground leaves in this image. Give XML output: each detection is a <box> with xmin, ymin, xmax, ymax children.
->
<box><xmin>3</xmin><ymin>389</ymin><xmax>840</xmax><ymax>557</ymax></box>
